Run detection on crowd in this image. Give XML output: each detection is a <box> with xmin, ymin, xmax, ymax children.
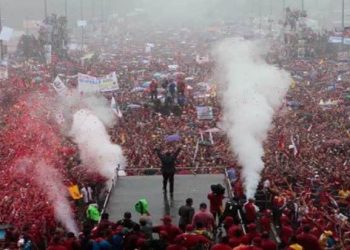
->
<box><xmin>1</xmin><ymin>6</ymin><xmax>350</xmax><ymax>250</ymax></box>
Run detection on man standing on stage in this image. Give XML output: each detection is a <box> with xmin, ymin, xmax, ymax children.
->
<box><xmin>155</xmin><ymin>147</ymin><xmax>181</xmax><ymax>196</ymax></box>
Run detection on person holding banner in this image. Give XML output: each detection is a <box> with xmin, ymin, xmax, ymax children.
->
<box><xmin>154</xmin><ymin>147</ymin><xmax>181</xmax><ymax>196</ymax></box>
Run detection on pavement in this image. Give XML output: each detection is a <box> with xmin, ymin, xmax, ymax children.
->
<box><xmin>106</xmin><ymin>174</ymin><xmax>225</xmax><ymax>225</ymax></box>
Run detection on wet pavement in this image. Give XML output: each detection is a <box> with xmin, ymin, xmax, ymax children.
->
<box><xmin>106</xmin><ymin>174</ymin><xmax>225</xmax><ymax>224</ymax></box>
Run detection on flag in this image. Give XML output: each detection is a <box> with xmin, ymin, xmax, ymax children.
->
<box><xmin>52</xmin><ymin>76</ymin><xmax>67</xmax><ymax>95</ymax></box>
<box><xmin>111</xmin><ymin>97</ymin><xmax>123</xmax><ymax>118</ymax></box>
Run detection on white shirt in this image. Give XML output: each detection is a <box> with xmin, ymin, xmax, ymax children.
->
<box><xmin>81</xmin><ymin>186</ymin><xmax>93</xmax><ymax>203</ymax></box>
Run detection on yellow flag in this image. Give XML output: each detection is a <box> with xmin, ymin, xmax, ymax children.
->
<box><xmin>68</xmin><ymin>184</ymin><xmax>83</xmax><ymax>200</ymax></box>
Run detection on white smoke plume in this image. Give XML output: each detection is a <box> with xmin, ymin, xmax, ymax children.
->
<box><xmin>214</xmin><ymin>38</ymin><xmax>291</xmax><ymax>198</ymax></box>
<box><xmin>70</xmin><ymin>109</ymin><xmax>125</xmax><ymax>179</ymax></box>
<box><xmin>34</xmin><ymin>161</ymin><xmax>78</xmax><ymax>235</ymax></box>
<box><xmin>58</xmin><ymin>90</ymin><xmax>116</xmax><ymax>128</ymax></box>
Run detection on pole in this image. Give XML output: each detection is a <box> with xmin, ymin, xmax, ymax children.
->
<box><xmin>80</xmin><ymin>0</ymin><xmax>84</xmax><ymax>51</ymax></box>
<box><xmin>342</xmin><ymin>0</ymin><xmax>345</xmax><ymax>31</ymax></box>
<box><xmin>342</xmin><ymin>0</ymin><xmax>345</xmax><ymax>49</ymax></box>
<box><xmin>301</xmin><ymin>0</ymin><xmax>304</xmax><ymax>12</ymax></box>
<box><xmin>44</xmin><ymin>0</ymin><xmax>48</xmax><ymax>19</ymax></box>
<box><xmin>0</xmin><ymin>0</ymin><xmax>3</xmax><ymax>61</ymax></box>
<box><xmin>65</xmin><ymin>0</ymin><xmax>68</xmax><ymax>18</ymax></box>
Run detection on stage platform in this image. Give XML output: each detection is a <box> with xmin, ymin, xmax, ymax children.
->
<box><xmin>106</xmin><ymin>174</ymin><xmax>225</xmax><ymax>225</ymax></box>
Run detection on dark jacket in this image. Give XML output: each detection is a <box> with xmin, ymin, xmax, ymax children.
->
<box><xmin>155</xmin><ymin>148</ymin><xmax>181</xmax><ymax>174</ymax></box>
<box><xmin>178</xmin><ymin>205</ymin><xmax>195</xmax><ymax>228</ymax></box>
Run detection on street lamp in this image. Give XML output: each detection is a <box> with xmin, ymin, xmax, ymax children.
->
<box><xmin>65</xmin><ymin>0</ymin><xmax>68</xmax><ymax>18</ymax></box>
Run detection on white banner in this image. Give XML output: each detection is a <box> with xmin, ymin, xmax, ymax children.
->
<box><xmin>99</xmin><ymin>72</ymin><xmax>119</xmax><ymax>92</ymax></box>
<box><xmin>52</xmin><ymin>76</ymin><xmax>67</xmax><ymax>95</ymax></box>
<box><xmin>78</xmin><ymin>72</ymin><xmax>119</xmax><ymax>93</ymax></box>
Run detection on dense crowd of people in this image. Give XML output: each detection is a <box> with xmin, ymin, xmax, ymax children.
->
<box><xmin>1</xmin><ymin>6</ymin><xmax>350</xmax><ymax>250</ymax></box>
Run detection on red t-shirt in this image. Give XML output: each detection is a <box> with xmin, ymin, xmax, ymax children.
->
<box><xmin>208</xmin><ymin>192</ymin><xmax>224</xmax><ymax>213</ymax></box>
<box><xmin>211</xmin><ymin>243</ymin><xmax>232</xmax><ymax>250</ymax></box>
<box><xmin>174</xmin><ymin>233</ymin><xmax>211</xmax><ymax>248</ymax></box>
<box><xmin>153</xmin><ymin>224</ymin><xmax>182</xmax><ymax>243</ymax></box>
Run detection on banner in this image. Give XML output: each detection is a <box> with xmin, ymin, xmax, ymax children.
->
<box><xmin>99</xmin><ymin>72</ymin><xmax>119</xmax><ymax>92</ymax></box>
<box><xmin>78</xmin><ymin>72</ymin><xmax>119</xmax><ymax>93</ymax></box>
<box><xmin>52</xmin><ymin>76</ymin><xmax>67</xmax><ymax>95</ymax></box>
<box><xmin>0</xmin><ymin>63</ymin><xmax>8</xmax><ymax>80</ymax></box>
<box><xmin>196</xmin><ymin>106</ymin><xmax>213</xmax><ymax>120</ymax></box>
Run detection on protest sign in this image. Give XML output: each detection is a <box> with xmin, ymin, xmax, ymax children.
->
<box><xmin>99</xmin><ymin>72</ymin><xmax>119</xmax><ymax>92</ymax></box>
<box><xmin>51</xmin><ymin>76</ymin><xmax>67</xmax><ymax>95</ymax></box>
<box><xmin>196</xmin><ymin>106</ymin><xmax>213</xmax><ymax>120</ymax></box>
<box><xmin>78</xmin><ymin>72</ymin><xmax>119</xmax><ymax>93</ymax></box>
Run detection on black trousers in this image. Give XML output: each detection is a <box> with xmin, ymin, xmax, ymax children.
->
<box><xmin>162</xmin><ymin>173</ymin><xmax>174</xmax><ymax>193</ymax></box>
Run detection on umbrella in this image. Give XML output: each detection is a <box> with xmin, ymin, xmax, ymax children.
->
<box><xmin>127</xmin><ymin>104</ymin><xmax>142</xmax><ymax>109</ymax></box>
<box><xmin>142</xmin><ymin>81</ymin><xmax>151</xmax><ymax>88</ymax></box>
<box><xmin>165</xmin><ymin>134</ymin><xmax>181</xmax><ymax>142</ymax></box>
<box><xmin>131</xmin><ymin>87</ymin><xmax>146</xmax><ymax>92</ymax></box>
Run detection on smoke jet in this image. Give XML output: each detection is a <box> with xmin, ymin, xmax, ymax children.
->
<box><xmin>214</xmin><ymin>38</ymin><xmax>291</xmax><ymax>198</ymax></box>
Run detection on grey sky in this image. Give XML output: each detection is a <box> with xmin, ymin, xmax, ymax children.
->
<box><xmin>0</xmin><ymin>0</ymin><xmax>349</xmax><ymax>30</ymax></box>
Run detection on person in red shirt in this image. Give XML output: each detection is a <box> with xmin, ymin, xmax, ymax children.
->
<box><xmin>174</xmin><ymin>224</ymin><xmax>212</xmax><ymax>249</ymax></box>
<box><xmin>192</xmin><ymin>203</ymin><xmax>216</xmax><ymax>232</ymax></box>
<box><xmin>296</xmin><ymin>225</ymin><xmax>322</xmax><ymax>250</ymax></box>
<box><xmin>149</xmin><ymin>79</ymin><xmax>158</xmax><ymax>100</ymax></box>
<box><xmin>211</xmin><ymin>236</ymin><xmax>232</xmax><ymax>250</ymax></box>
<box><xmin>243</xmin><ymin>223</ymin><xmax>261</xmax><ymax>244</ymax></box>
<box><xmin>280</xmin><ymin>221</ymin><xmax>294</xmax><ymax>247</ymax></box>
<box><xmin>251</xmin><ymin>237</ymin><xmax>263</xmax><ymax>250</ymax></box>
<box><xmin>233</xmin><ymin>180</ymin><xmax>244</xmax><ymax>199</ymax></box>
<box><xmin>260</xmin><ymin>231</ymin><xmax>277</xmax><ymax>250</ymax></box>
<box><xmin>153</xmin><ymin>215</ymin><xmax>182</xmax><ymax>244</ymax></box>
<box><xmin>228</xmin><ymin>227</ymin><xmax>245</xmax><ymax>248</ymax></box>
<box><xmin>207</xmin><ymin>187</ymin><xmax>225</xmax><ymax>221</ymax></box>
<box><xmin>222</xmin><ymin>216</ymin><xmax>234</xmax><ymax>232</ymax></box>
<box><xmin>243</xmin><ymin>198</ymin><xmax>259</xmax><ymax>224</ymax></box>
<box><xmin>63</xmin><ymin>232</ymin><xmax>80</xmax><ymax>250</ymax></box>
<box><xmin>46</xmin><ymin>236</ymin><xmax>68</xmax><ymax>250</ymax></box>
<box><xmin>260</xmin><ymin>209</ymin><xmax>272</xmax><ymax>233</ymax></box>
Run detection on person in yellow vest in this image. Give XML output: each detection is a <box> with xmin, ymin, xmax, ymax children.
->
<box><xmin>68</xmin><ymin>183</ymin><xmax>83</xmax><ymax>200</ymax></box>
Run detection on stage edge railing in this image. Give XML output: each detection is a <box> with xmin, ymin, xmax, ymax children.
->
<box><xmin>100</xmin><ymin>164</ymin><xmax>120</xmax><ymax>221</ymax></box>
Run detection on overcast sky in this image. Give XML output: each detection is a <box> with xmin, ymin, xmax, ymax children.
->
<box><xmin>0</xmin><ymin>0</ymin><xmax>349</xmax><ymax>30</ymax></box>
